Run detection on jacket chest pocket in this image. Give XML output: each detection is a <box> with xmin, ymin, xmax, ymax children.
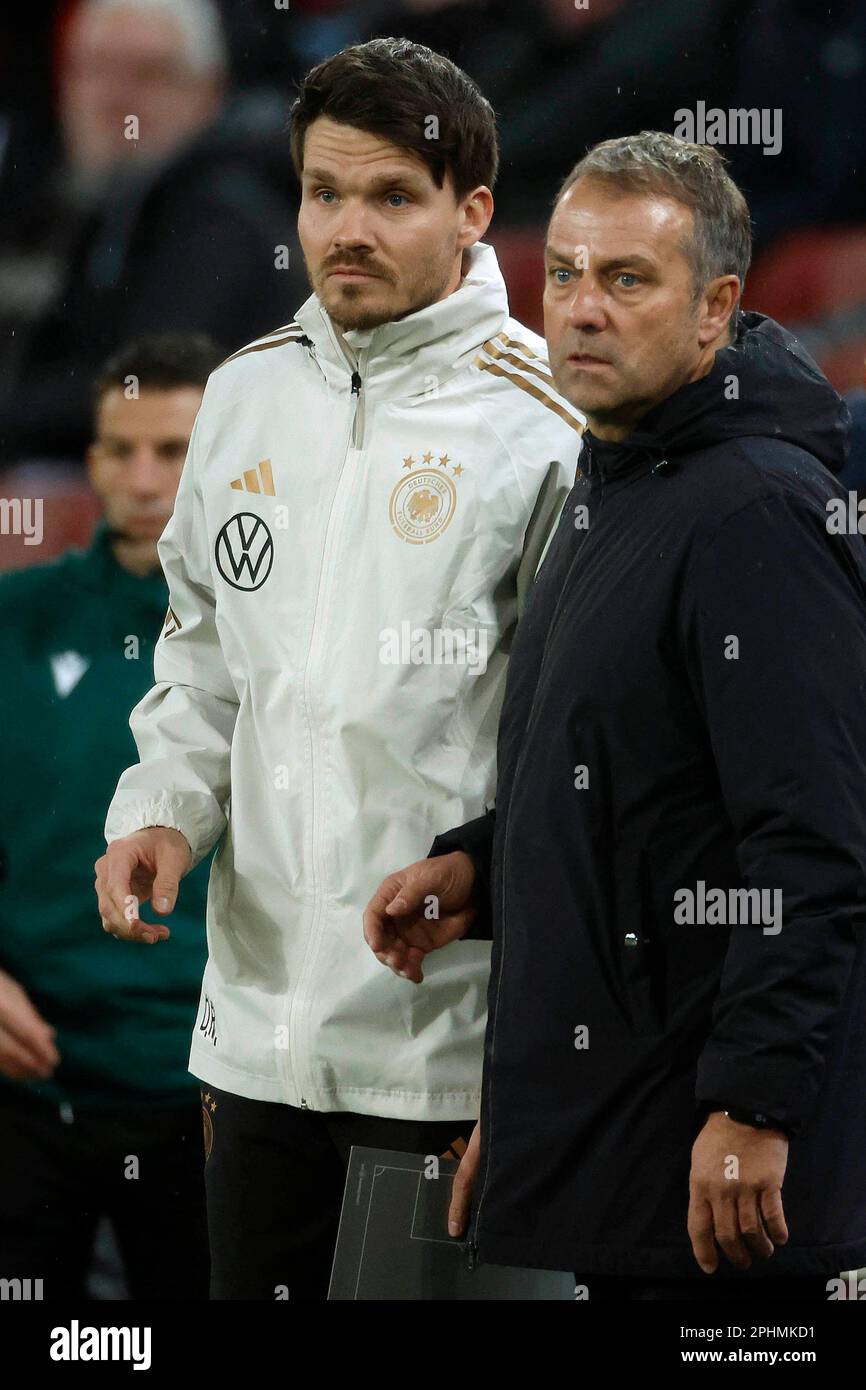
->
<box><xmin>616</xmin><ymin>848</ymin><xmax>666</xmax><ymax>1038</ymax></box>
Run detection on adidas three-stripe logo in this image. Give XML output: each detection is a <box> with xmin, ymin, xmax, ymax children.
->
<box><xmin>474</xmin><ymin>333</ymin><xmax>585</xmax><ymax>434</ymax></box>
<box><xmin>216</xmin><ymin>323</ymin><xmax>309</xmax><ymax>371</ymax></box>
<box><xmin>230</xmin><ymin>459</ymin><xmax>275</xmax><ymax>496</ymax></box>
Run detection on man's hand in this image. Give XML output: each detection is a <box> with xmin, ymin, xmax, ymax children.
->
<box><xmin>688</xmin><ymin>1110</ymin><xmax>789</xmax><ymax>1273</ymax></box>
<box><xmin>448</xmin><ymin>1121</ymin><xmax>481</xmax><ymax>1238</ymax></box>
<box><xmin>94</xmin><ymin>827</ymin><xmax>192</xmax><ymax>945</ymax></box>
<box><xmin>363</xmin><ymin>850</ymin><xmax>478</xmax><ymax>983</ymax></box>
<box><xmin>0</xmin><ymin>969</ymin><xmax>61</xmax><ymax>1081</ymax></box>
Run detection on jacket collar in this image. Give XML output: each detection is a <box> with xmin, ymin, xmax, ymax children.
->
<box><xmin>579</xmin><ymin>310</ymin><xmax>850</xmax><ymax>484</ymax></box>
<box><xmin>293</xmin><ymin>241</ymin><xmax>510</xmax><ymax>403</ymax></box>
<box><xmin>580</xmin><ymin>431</ymin><xmax>669</xmax><ymax>486</ymax></box>
<box><xmin>69</xmin><ymin>518</ymin><xmax>167</xmax><ymax>607</ymax></box>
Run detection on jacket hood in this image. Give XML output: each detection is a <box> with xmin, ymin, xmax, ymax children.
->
<box><xmin>294</xmin><ymin>241</ymin><xmax>510</xmax><ymax>403</ymax></box>
<box><xmin>585</xmin><ymin>311</ymin><xmax>851</xmax><ymax>477</ymax></box>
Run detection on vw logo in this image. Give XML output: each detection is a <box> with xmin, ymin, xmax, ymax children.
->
<box><xmin>215</xmin><ymin>513</ymin><xmax>274</xmax><ymax>591</ymax></box>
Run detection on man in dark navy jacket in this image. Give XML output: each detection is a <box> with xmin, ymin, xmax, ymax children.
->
<box><xmin>364</xmin><ymin>132</ymin><xmax>866</xmax><ymax>1300</ymax></box>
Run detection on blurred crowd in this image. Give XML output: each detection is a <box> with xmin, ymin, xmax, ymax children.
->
<box><xmin>1</xmin><ymin>0</ymin><xmax>865</xmax><ymax>479</ymax></box>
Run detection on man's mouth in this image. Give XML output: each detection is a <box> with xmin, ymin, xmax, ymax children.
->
<box><xmin>567</xmin><ymin>352</ymin><xmax>610</xmax><ymax>366</ymax></box>
<box><xmin>327</xmin><ymin>267</ymin><xmax>381</xmax><ymax>281</ymax></box>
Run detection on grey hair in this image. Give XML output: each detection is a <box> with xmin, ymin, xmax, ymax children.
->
<box><xmin>83</xmin><ymin>0</ymin><xmax>228</xmax><ymax>77</ymax></box>
<box><xmin>554</xmin><ymin>130</ymin><xmax>752</xmax><ymax>303</ymax></box>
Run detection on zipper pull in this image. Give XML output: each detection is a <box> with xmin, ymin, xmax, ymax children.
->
<box><xmin>466</xmin><ymin>1235</ymin><xmax>479</xmax><ymax>1270</ymax></box>
<box><xmin>350</xmin><ymin>370</ymin><xmax>362</xmax><ymax>396</ymax></box>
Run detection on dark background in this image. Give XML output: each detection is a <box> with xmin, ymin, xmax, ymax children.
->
<box><xmin>2</xmin><ymin>0</ymin><xmax>865</xmax><ymax>565</ymax></box>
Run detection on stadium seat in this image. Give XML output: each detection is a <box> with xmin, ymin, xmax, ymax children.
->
<box><xmin>488</xmin><ymin>227</ymin><xmax>547</xmax><ymax>338</ymax></box>
<box><xmin>745</xmin><ymin>227</ymin><xmax>866</xmax><ymax>391</ymax></box>
<box><xmin>0</xmin><ymin>469</ymin><xmax>100</xmax><ymax>570</ymax></box>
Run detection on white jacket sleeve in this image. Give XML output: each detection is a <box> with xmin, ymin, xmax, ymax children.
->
<box><xmin>104</xmin><ymin>411</ymin><xmax>239</xmax><ymax>869</ymax></box>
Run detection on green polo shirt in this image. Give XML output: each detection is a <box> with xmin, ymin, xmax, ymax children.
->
<box><xmin>0</xmin><ymin>521</ymin><xmax>210</xmax><ymax>1110</ymax></box>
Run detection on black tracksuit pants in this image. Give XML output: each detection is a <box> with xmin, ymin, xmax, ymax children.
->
<box><xmin>0</xmin><ymin>1087</ymin><xmax>209</xmax><ymax>1300</ymax></box>
<box><xmin>202</xmin><ymin>1083</ymin><xmax>475</xmax><ymax>1301</ymax></box>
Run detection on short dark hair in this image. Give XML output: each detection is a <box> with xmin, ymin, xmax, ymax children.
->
<box><xmin>93</xmin><ymin>332</ymin><xmax>223</xmax><ymax>408</ymax></box>
<box><xmin>289</xmin><ymin>38</ymin><xmax>499</xmax><ymax>200</ymax></box>
<box><xmin>554</xmin><ymin>131</ymin><xmax>752</xmax><ymax>302</ymax></box>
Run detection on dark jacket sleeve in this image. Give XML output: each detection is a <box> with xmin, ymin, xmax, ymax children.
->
<box><xmin>683</xmin><ymin>490</ymin><xmax>866</xmax><ymax>1135</ymax></box>
<box><xmin>428</xmin><ymin>809</ymin><xmax>496</xmax><ymax>941</ymax></box>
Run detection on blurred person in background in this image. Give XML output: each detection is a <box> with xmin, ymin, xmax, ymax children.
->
<box><xmin>0</xmin><ymin>0</ymin><xmax>307</xmax><ymax>466</ymax></box>
<box><xmin>0</xmin><ymin>333</ymin><xmax>221</xmax><ymax>1301</ymax></box>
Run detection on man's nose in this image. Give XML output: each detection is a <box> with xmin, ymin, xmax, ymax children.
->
<box><xmin>126</xmin><ymin>449</ymin><xmax>163</xmax><ymax>494</ymax></box>
<box><xmin>565</xmin><ymin>278</ymin><xmax>607</xmax><ymax>332</ymax></box>
<box><xmin>331</xmin><ymin>200</ymin><xmax>376</xmax><ymax>249</ymax></box>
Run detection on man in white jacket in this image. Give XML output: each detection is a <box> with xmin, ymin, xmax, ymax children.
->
<box><xmin>95</xmin><ymin>37</ymin><xmax>584</xmax><ymax>1300</ymax></box>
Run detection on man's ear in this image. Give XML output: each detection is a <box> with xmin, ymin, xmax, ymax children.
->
<box><xmin>457</xmin><ymin>185</ymin><xmax>494</xmax><ymax>250</ymax></box>
<box><xmin>698</xmin><ymin>275</ymin><xmax>740</xmax><ymax>347</ymax></box>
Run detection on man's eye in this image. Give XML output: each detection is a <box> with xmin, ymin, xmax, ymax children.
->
<box><xmin>550</xmin><ymin>268</ymin><xmax>572</xmax><ymax>284</ymax></box>
<box><xmin>617</xmin><ymin>272</ymin><xmax>641</xmax><ymax>288</ymax></box>
<box><xmin>316</xmin><ymin>190</ymin><xmax>336</xmax><ymax>204</ymax></box>
<box><xmin>386</xmin><ymin>193</ymin><xmax>408</xmax><ymax>208</ymax></box>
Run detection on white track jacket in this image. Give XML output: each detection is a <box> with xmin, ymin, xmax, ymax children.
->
<box><xmin>105</xmin><ymin>242</ymin><xmax>585</xmax><ymax>1118</ymax></box>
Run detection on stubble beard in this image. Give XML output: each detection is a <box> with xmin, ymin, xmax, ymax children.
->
<box><xmin>313</xmin><ymin>249</ymin><xmax>457</xmax><ymax>332</ymax></box>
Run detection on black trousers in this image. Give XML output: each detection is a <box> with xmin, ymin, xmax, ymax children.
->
<box><xmin>202</xmin><ymin>1083</ymin><xmax>475</xmax><ymax>1300</ymax></box>
<box><xmin>0</xmin><ymin>1087</ymin><xmax>209</xmax><ymax>1300</ymax></box>
<box><xmin>573</xmin><ymin>1272</ymin><xmax>835</xmax><ymax>1301</ymax></box>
